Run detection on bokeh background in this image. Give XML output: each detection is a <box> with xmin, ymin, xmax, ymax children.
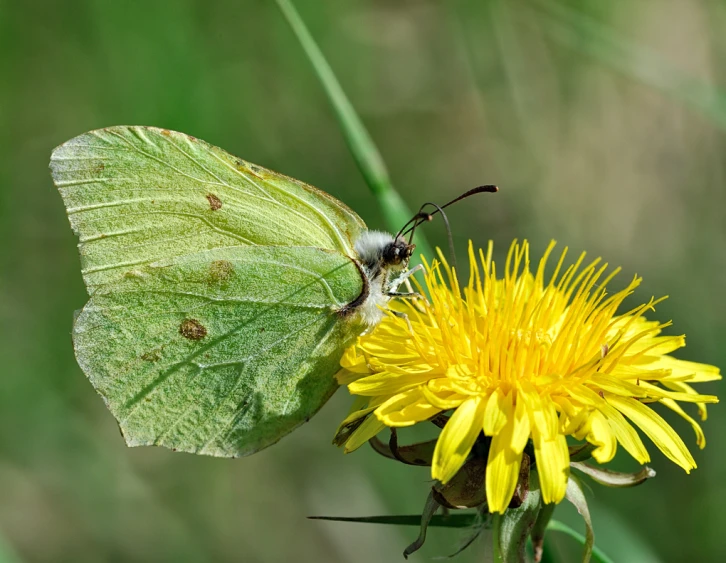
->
<box><xmin>2</xmin><ymin>0</ymin><xmax>725</xmax><ymax>561</ymax></box>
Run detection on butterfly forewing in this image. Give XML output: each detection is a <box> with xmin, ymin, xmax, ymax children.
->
<box><xmin>51</xmin><ymin>126</ymin><xmax>366</xmax><ymax>290</ymax></box>
<box><xmin>73</xmin><ymin>245</ymin><xmax>365</xmax><ymax>456</ymax></box>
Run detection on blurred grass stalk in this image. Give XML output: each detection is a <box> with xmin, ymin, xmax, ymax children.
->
<box><xmin>274</xmin><ymin>0</ymin><xmax>434</xmax><ymax>261</ymax></box>
<box><xmin>546</xmin><ymin>520</ymin><xmax>614</xmax><ymax>563</ymax></box>
<box><xmin>533</xmin><ymin>0</ymin><xmax>726</xmax><ymax>129</ymax></box>
<box><xmin>0</xmin><ymin>532</ymin><xmax>22</xmax><ymax>563</ymax></box>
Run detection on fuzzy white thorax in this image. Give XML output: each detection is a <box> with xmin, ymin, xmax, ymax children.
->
<box><xmin>353</xmin><ymin>230</ymin><xmax>396</xmax><ymax>270</ymax></box>
<box><xmin>351</xmin><ymin>230</ymin><xmax>408</xmax><ymax>329</ymax></box>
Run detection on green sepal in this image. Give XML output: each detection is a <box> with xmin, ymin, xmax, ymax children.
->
<box><xmin>434</xmin><ymin>457</ymin><xmax>488</xmax><ymax>509</ymax></box>
<box><xmin>494</xmin><ymin>470</ymin><xmax>542</xmax><ymax>563</ymax></box>
<box><xmin>531</xmin><ymin>500</ymin><xmax>556</xmax><ymax>562</ymax></box>
<box><xmin>564</xmin><ymin>474</ymin><xmax>594</xmax><ymax>563</ymax></box>
<box><xmin>569</xmin><ymin>443</ymin><xmax>597</xmax><ymax>462</ymax></box>
<box><xmin>368</xmin><ymin>433</ymin><xmax>437</xmax><ymax>466</ymax></box>
<box><xmin>403</xmin><ymin>491</ymin><xmax>440</xmax><ymax>559</ymax></box>
<box><xmin>571</xmin><ymin>462</ymin><xmax>656</xmax><ymax>488</ymax></box>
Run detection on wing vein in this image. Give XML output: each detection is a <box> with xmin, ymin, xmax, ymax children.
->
<box><xmin>206</xmin><ymin>150</ymin><xmax>353</xmax><ymax>253</ymax></box>
<box><xmin>105</xmin><ymin>129</ymin><xmax>221</xmax><ymax>187</ymax></box>
<box><xmin>197</xmin><ymin>316</ymin><xmax>337</xmax><ymax>454</ymax></box>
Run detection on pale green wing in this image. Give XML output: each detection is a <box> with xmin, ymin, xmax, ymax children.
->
<box><xmin>50</xmin><ymin>126</ymin><xmax>366</xmax><ymax>289</ymax></box>
<box><xmin>73</xmin><ymin>245</ymin><xmax>365</xmax><ymax>457</ymax></box>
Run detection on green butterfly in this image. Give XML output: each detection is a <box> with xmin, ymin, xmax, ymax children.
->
<box><xmin>50</xmin><ymin>126</ymin><xmax>415</xmax><ymax>457</ymax></box>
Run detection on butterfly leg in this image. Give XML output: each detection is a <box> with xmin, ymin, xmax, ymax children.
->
<box><xmin>389</xmin><ymin>264</ymin><xmax>423</xmax><ymax>291</ymax></box>
<box><xmin>389</xmin><ymin>309</ymin><xmax>415</xmax><ymax>334</ymax></box>
<box><xmin>387</xmin><ymin>264</ymin><xmax>423</xmax><ymax>298</ymax></box>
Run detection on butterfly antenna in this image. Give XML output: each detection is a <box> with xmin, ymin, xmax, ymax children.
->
<box><xmin>405</xmin><ymin>203</ymin><xmax>457</xmax><ymax>271</ymax></box>
<box><xmin>401</xmin><ymin>185</ymin><xmax>499</xmax><ymax>239</ymax></box>
<box><xmin>400</xmin><ymin>185</ymin><xmax>499</xmax><ymax>270</ymax></box>
<box><xmin>395</xmin><ymin>211</ymin><xmax>432</xmax><ymax>242</ymax></box>
<box><xmin>439</xmin><ymin>185</ymin><xmax>498</xmax><ymax>212</ymax></box>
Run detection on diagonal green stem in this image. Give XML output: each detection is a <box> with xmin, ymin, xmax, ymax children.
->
<box><xmin>274</xmin><ymin>0</ymin><xmax>434</xmax><ymax>260</ymax></box>
<box><xmin>546</xmin><ymin>520</ymin><xmax>615</xmax><ymax>563</ymax></box>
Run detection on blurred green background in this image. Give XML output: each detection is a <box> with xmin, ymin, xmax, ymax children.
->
<box><xmin>2</xmin><ymin>0</ymin><xmax>725</xmax><ymax>561</ymax></box>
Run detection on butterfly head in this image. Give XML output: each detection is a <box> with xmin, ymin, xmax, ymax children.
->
<box><xmin>381</xmin><ymin>237</ymin><xmax>415</xmax><ymax>269</ymax></box>
<box><xmin>354</xmin><ymin>231</ymin><xmax>414</xmax><ymax>278</ymax></box>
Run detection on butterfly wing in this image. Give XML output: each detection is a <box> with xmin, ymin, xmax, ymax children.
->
<box><xmin>51</xmin><ymin>127</ymin><xmax>370</xmax><ymax>455</ymax></box>
<box><xmin>73</xmin><ymin>245</ymin><xmax>365</xmax><ymax>456</ymax></box>
<box><xmin>50</xmin><ymin>126</ymin><xmax>366</xmax><ymax>290</ymax></box>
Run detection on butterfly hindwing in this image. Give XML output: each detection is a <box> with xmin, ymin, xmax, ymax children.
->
<box><xmin>72</xmin><ymin>245</ymin><xmax>365</xmax><ymax>457</ymax></box>
<box><xmin>50</xmin><ymin>126</ymin><xmax>366</xmax><ymax>290</ymax></box>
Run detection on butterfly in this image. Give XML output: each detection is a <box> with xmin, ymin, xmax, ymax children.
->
<box><xmin>50</xmin><ymin>126</ymin><xmax>417</xmax><ymax>457</ymax></box>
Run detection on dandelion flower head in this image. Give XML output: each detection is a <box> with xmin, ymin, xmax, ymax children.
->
<box><xmin>336</xmin><ymin>240</ymin><xmax>720</xmax><ymax>513</ymax></box>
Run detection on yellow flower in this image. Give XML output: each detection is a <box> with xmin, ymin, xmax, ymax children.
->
<box><xmin>336</xmin><ymin>240</ymin><xmax>720</xmax><ymax>513</ymax></box>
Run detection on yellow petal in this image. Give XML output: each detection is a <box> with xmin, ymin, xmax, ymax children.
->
<box><xmin>421</xmin><ymin>382</ymin><xmax>466</xmax><ymax>410</ymax></box>
<box><xmin>486</xmin><ymin>419</ymin><xmax>523</xmax><ymax>513</ymax></box>
<box><xmin>658</xmin><ymin>397</ymin><xmax>706</xmax><ymax>449</ymax></box>
<box><xmin>349</xmin><ymin>370</ymin><xmax>433</xmax><ymax>396</ymax></box>
<box><xmin>628</xmin><ymin>335</ymin><xmax>685</xmax><ymax>356</ymax></box>
<box><xmin>344</xmin><ymin>413</ymin><xmax>386</xmax><ymax>452</ymax></box>
<box><xmin>589</xmin><ymin>375</ymin><xmax>649</xmax><ymax>398</ymax></box>
<box><xmin>520</xmin><ymin>382</ymin><xmax>558</xmax><ymax>440</ymax></box>
<box><xmin>339</xmin><ymin>344</ymin><xmax>370</xmax><ymax>374</ymax></box>
<box><xmin>358</xmin><ymin>340</ymin><xmax>415</xmax><ymax>361</ymax></box>
<box><xmin>535</xmin><ymin>433</ymin><xmax>569</xmax><ymax>504</ymax></box>
<box><xmin>432</xmin><ymin>397</ymin><xmax>485</xmax><ymax>484</ymax></box>
<box><xmin>510</xmin><ymin>395</ymin><xmax>531</xmax><ymax>453</ymax></box>
<box><xmin>650</xmin><ymin>357</ymin><xmax>721</xmax><ymax>383</ymax></box>
<box><xmin>559</xmin><ymin>406</ymin><xmax>590</xmax><ymax>438</ymax></box>
<box><xmin>569</xmin><ymin>385</ymin><xmax>650</xmax><ymax>464</ymax></box>
<box><xmin>483</xmin><ymin>388</ymin><xmax>507</xmax><ymax>436</ymax></box>
<box><xmin>376</xmin><ymin>388</ymin><xmax>441</xmax><ymax>427</ymax></box>
<box><xmin>662</xmin><ymin>380</ymin><xmax>713</xmax><ymax>420</ymax></box>
<box><xmin>585</xmin><ymin>409</ymin><xmax>617</xmax><ymax>463</ymax></box>
<box><xmin>606</xmin><ymin>394</ymin><xmax>696</xmax><ymax>472</ymax></box>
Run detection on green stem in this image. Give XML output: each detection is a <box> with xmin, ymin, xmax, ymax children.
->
<box><xmin>273</xmin><ymin>0</ymin><xmax>434</xmax><ymax>261</ymax></box>
<box><xmin>492</xmin><ymin>513</ymin><xmax>503</xmax><ymax>563</ymax></box>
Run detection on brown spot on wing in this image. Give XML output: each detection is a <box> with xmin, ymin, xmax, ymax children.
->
<box><xmin>206</xmin><ymin>193</ymin><xmax>222</xmax><ymax>210</ymax></box>
<box><xmin>209</xmin><ymin>260</ymin><xmax>234</xmax><ymax>283</ymax></box>
<box><xmin>161</xmin><ymin>129</ymin><xmax>171</xmax><ymax>136</ymax></box>
<box><xmin>179</xmin><ymin>318</ymin><xmax>207</xmax><ymax>340</ymax></box>
<box><xmin>141</xmin><ymin>346</ymin><xmax>164</xmax><ymax>362</ymax></box>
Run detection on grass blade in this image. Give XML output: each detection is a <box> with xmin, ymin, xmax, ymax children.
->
<box><xmin>309</xmin><ymin>513</ymin><xmax>478</xmax><ymax>529</ymax></box>
<box><xmin>274</xmin><ymin>0</ymin><xmax>434</xmax><ymax>260</ymax></box>
<box><xmin>0</xmin><ymin>532</ymin><xmax>22</xmax><ymax>563</ymax></box>
<box><xmin>547</xmin><ymin>519</ymin><xmax>614</xmax><ymax>563</ymax></box>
